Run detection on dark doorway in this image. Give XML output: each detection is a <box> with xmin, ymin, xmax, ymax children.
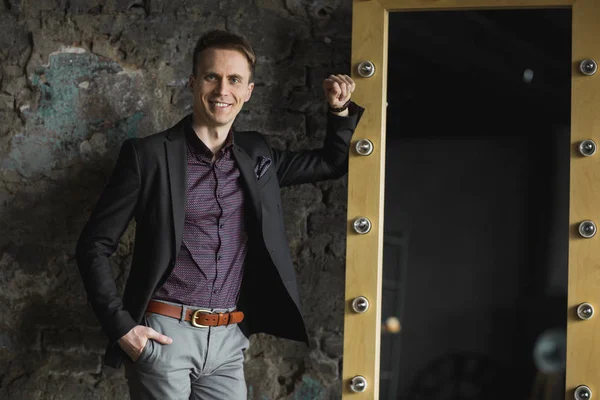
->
<box><xmin>380</xmin><ymin>9</ymin><xmax>571</xmax><ymax>400</ymax></box>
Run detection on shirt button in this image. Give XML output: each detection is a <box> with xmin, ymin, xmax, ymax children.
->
<box><xmin>213</xmin><ymin>289</ymin><xmax>219</xmax><ymax>294</ymax></box>
<box><xmin>219</xmin><ymin>223</ymin><xmax>224</xmax><ymax>229</ymax></box>
<box><xmin>217</xmin><ymin>254</ymin><xmax>222</xmax><ymax>261</ymax></box>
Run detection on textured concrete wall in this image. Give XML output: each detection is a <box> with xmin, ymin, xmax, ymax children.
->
<box><xmin>0</xmin><ymin>1</ymin><xmax>353</xmax><ymax>398</ymax></box>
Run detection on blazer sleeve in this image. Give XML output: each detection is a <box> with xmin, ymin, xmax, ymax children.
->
<box><xmin>271</xmin><ymin>101</ymin><xmax>365</xmax><ymax>187</ymax></box>
<box><xmin>75</xmin><ymin>138</ymin><xmax>140</xmax><ymax>344</ymax></box>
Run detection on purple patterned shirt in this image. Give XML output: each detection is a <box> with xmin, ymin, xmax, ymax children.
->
<box><xmin>153</xmin><ymin>119</ymin><xmax>248</xmax><ymax>308</ymax></box>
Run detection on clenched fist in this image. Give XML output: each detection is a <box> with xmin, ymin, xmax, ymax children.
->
<box><xmin>323</xmin><ymin>74</ymin><xmax>356</xmax><ymax>112</ymax></box>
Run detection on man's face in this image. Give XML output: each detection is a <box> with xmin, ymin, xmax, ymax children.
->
<box><xmin>189</xmin><ymin>48</ymin><xmax>254</xmax><ymax>128</ymax></box>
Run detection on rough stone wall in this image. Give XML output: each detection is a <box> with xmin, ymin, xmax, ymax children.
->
<box><xmin>0</xmin><ymin>1</ymin><xmax>353</xmax><ymax>399</ymax></box>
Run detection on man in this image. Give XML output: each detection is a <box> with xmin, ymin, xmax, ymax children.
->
<box><xmin>76</xmin><ymin>29</ymin><xmax>364</xmax><ymax>399</ymax></box>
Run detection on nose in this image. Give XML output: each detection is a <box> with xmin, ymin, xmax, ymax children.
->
<box><xmin>214</xmin><ymin>79</ymin><xmax>229</xmax><ymax>95</ymax></box>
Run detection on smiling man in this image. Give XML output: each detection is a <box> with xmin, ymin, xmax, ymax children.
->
<box><xmin>76</xmin><ymin>30</ymin><xmax>364</xmax><ymax>399</ymax></box>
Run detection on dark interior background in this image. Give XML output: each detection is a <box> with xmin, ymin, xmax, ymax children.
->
<box><xmin>381</xmin><ymin>9</ymin><xmax>571</xmax><ymax>400</ymax></box>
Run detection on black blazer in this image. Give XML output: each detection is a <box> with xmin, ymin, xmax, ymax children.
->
<box><xmin>76</xmin><ymin>103</ymin><xmax>365</xmax><ymax>368</ymax></box>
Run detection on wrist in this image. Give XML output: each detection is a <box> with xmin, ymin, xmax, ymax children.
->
<box><xmin>328</xmin><ymin>99</ymin><xmax>351</xmax><ymax>114</ymax></box>
<box><xmin>329</xmin><ymin>108</ymin><xmax>349</xmax><ymax>117</ymax></box>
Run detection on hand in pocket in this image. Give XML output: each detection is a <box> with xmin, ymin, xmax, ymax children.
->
<box><xmin>118</xmin><ymin>325</ymin><xmax>173</xmax><ymax>362</ymax></box>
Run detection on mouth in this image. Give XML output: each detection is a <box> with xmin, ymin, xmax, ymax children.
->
<box><xmin>209</xmin><ymin>101</ymin><xmax>232</xmax><ymax>109</ymax></box>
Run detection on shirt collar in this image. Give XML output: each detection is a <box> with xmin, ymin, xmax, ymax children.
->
<box><xmin>184</xmin><ymin>114</ymin><xmax>234</xmax><ymax>158</ymax></box>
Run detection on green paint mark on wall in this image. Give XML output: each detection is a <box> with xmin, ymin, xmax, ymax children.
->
<box><xmin>3</xmin><ymin>50</ymin><xmax>145</xmax><ymax>177</ymax></box>
<box><xmin>292</xmin><ymin>376</ymin><xmax>324</xmax><ymax>400</ymax></box>
<box><xmin>28</xmin><ymin>52</ymin><xmax>122</xmax><ymax>146</ymax></box>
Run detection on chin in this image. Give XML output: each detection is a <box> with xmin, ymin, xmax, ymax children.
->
<box><xmin>209</xmin><ymin>116</ymin><xmax>233</xmax><ymax>126</ymax></box>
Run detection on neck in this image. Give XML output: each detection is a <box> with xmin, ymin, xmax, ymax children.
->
<box><xmin>191</xmin><ymin>113</ymin><xmax>233</xmax><ymax>155</ymax></box>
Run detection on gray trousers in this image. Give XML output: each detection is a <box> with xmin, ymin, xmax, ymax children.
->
<box><xmin>124</xmin><ymin>302</ymin><xmax>249</xmax><ymax>400</ymax></box>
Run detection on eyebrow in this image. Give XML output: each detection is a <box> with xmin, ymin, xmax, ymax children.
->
<box><xmin>204</xmin><ymin>71</ymin><xmax>245</xmax><ymax>81</ymax></box>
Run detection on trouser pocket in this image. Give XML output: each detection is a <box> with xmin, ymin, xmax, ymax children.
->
<box><xmin>135</xmin><ymin>314</ymin><xmax>158</xmax><ymax>364</ymax></box>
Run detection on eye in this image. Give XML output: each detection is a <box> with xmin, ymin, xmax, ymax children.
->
<box><xmin>205</xmin><ymin>74</ymin><xmax>217</xmax><ymax>81</ymax></box>
<box><xmin>231</xmin><ymin>77</ymin><xmax>241</xmax><ymax>84</ymax></box>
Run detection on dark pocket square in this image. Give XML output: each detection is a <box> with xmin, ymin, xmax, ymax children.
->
<box><xmin>254</xmin><ymin>156</ymin><xmax>272</xmax><ymax>180</ymax></box>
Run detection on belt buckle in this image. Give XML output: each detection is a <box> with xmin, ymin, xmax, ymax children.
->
<box><xmin>191</xmin><ymin>309</ymin><xmax>213</xmax><ymax>328</ymax></box>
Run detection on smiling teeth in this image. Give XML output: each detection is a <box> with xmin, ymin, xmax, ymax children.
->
<box><xmin>214</xmin><ymin>102</ymin><xmax>230</xmax><ymax>107</ymax></box>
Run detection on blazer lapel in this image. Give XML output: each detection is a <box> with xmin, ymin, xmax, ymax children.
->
<box><xmin>165</xmin><ymin>120</ymin><xmax>187</xmax><ymax>257</ymax></box>
<box><xmin>232</xmin><ymin>144</ymin><xmax>262</xmax><ymax>223</ymax></box>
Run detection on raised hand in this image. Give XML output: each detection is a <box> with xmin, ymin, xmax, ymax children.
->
<box><xmin>323</xmin><ymin>74</ymin><xmax>356</xmax><ymax>109</ymax></box>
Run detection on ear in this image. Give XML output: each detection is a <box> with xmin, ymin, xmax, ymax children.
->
<box><xmin>188</xmin><ymin>74</ymin><xmax>195</xmax><ymax>89</ymax></box>
<box><xmin>244</xmin><ymin>82</ymin><xmax>255</xmax><ymax>102</ymax></box>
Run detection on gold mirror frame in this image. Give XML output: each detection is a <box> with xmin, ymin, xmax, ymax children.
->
<box><xmin>343</xmin><ymin>0</ymin><xmax>600</xmax><ymax>398</ymax></box>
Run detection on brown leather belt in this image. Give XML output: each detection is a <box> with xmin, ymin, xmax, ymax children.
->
<box><xmin>146</xmin><ymin>300</ymin><xmax>244</xmax><ymax>328</ymax></box>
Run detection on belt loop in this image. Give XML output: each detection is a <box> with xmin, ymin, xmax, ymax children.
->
<box><xmin>180</xmin><ymin>304</ymin><xmax>187</xmax><ymax>323</ymax></box>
